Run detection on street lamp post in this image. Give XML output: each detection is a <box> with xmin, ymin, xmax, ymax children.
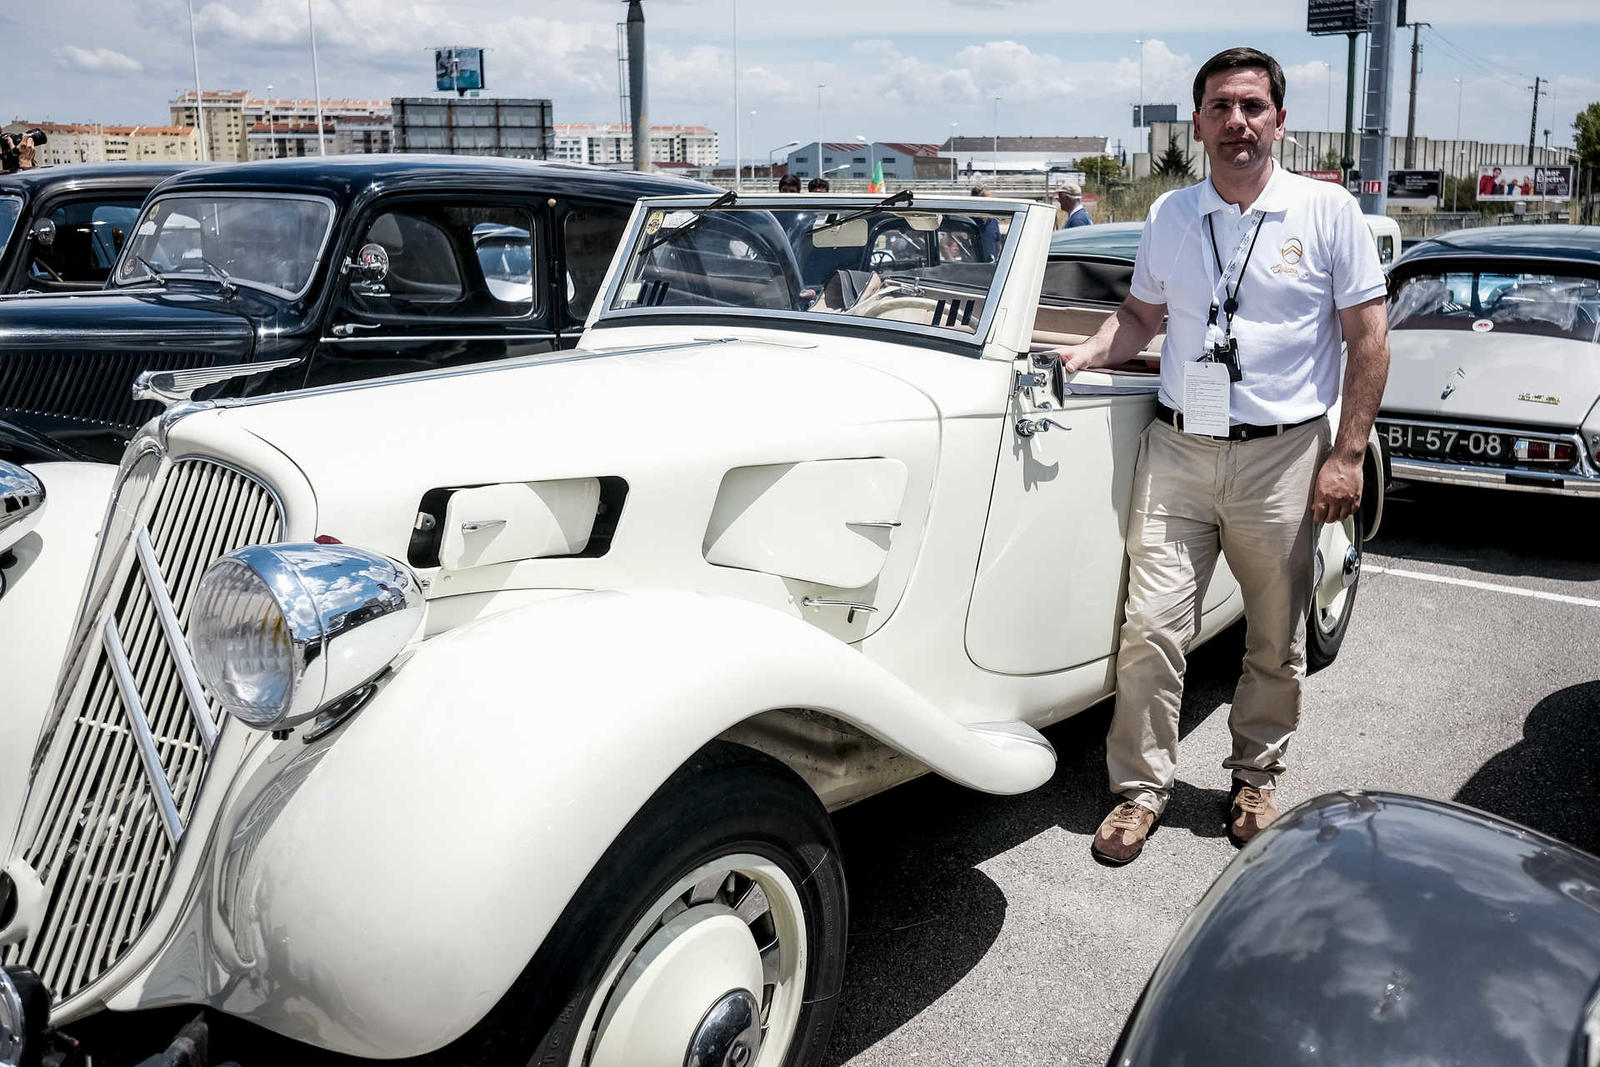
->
<box><xmin>184</xmin><ymin>0</ymin><xmax>208</xmax><ymax>162</ymax></box>
<box><xmin>265</xmin><ymin>84</ymin><xmax>274</xmax><ymax>159</ymax></box>
<box><xmin>732</xmin><ymin>0</ymin><xmax>740</xmax><ymax>190</ymax></box>
<box><xmin>1134</xmin><ymin>38</ymin><xmax>1144</xmax><ymax>133</ymax></box>
<box><xmin>815</xmin><ymin>84</ymin><xmax>825</xmax><ymax>158</ymax></box>
<box><xmin>307</xmin><ymin>0</ymin><xmax>326</xmax><ymax>155</ymax></box>
<box><xmin>746</xmin><ymin>109</ymin><xmax>756</xmax><ymax>184</ymax></box>
<box><xmin>768</xmin><ymin>139</ymin><xmax>800</xmax><ymax>185</ymax></box>
<box><xmin>991</xmin><ymin>95</ymin><xmax>1000</xmax><ymax>180</ymax></box>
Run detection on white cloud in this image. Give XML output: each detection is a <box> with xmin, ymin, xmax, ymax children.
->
<box><xmin>54</xmin><ymin>45</ymin><xmax>144</xmax><ymax>73</ymax></box>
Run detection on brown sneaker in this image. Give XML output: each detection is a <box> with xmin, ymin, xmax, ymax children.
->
<box><xmin>1228</xmin><ymin>782</ymin><xmax>1279</xmax><ymax>847</ymax></box>
<box><xmin>1091</xmin><ymin>801</ymin><xmax>1158</xmax><ymax>866</ymax></box>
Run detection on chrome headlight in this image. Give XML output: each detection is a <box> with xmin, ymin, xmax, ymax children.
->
<box><xmin>190</xmin><ymin>542</ymin><xmax>424</xmax><ymax>730</ymax></box>
<box><xmin>0</xmin><ymin>461</ymin><xmax>45</xmax><ymax>557</ymax></box>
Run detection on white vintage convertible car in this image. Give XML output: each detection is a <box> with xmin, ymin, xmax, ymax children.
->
<box><xmin>1382</xmin><ymin>224</ymin><xmax>1600</xmax><ymax>497</ymax></box>
<box><xmin>0</xmin><ymin>193</ymin><xmax>1384</xmax><ymax>1065</ymax></box>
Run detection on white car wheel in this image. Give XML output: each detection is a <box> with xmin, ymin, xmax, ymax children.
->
<box><xmin>576</xmin><ymin>854</ymin><xmax>809</xmax><ymax>1067</ymax></box>
<box><xmin>1307</xmin><ymin>508</ymin><xmax>1364</xmax><ymax>672</ymax></box>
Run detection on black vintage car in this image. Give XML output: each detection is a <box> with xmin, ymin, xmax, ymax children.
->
<box><xmin>0</xmin><ymin>163</ymin><xmax>194</xmax><ymax>295</ymax></box>
<box><xmin>0</xmin><ymin>156</ymin><xmax>711</xmax><ymax>463</ymax></box>
<box><xmin>1110</xmin><ymin>791</ymin><xmax>1600</xmax><ymax>1066</ymax></box>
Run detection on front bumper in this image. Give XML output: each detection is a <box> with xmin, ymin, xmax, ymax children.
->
<box><xmin>1390</xmin><ymin>455</ymin><xmax>1600</xmax><ymax>497</ymax></box>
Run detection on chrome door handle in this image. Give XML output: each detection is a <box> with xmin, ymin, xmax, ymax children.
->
<box><xmin>330</xmin><ymin>322</ymin><xmax>380</xmax><ymax>338</ymax></box>
<box><xmin>460</xmin><ymin>519</ymin><xmax>506</xmax><ymax>533</ymax></box>
<box><xmin>1016</xmin><ymin>416</ymin><xmax>1070</xmax><ymax>438</ymax></box>
<box><xmin>844</xmin><ymin>520</ymin><xmax>901</xmax><ymax>529</ymax></box>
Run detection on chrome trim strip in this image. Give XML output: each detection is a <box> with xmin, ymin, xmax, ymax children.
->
<box><xmin>319</xmin><ymin>332</ymin><xmax>559</xmax><ymax>344</ymax></box>
<box><xmin>1390</xmin><ymin>457</ymin><xmax>1600</xmax><ymax>497</ymax></box>
<box><xmin>801</xmin><ymin>597</ymin><xmax>879</xmax><ymax>613</ymax></box>
<box><xmin>844</xmin><ymin>520</ymin><xmax>901</xmax><ymax>528</ymax></box>
<box><xmin>101</xmin><ymin>615</ymin><xmax>184</xmax><ymax>845</ymax></box>
<box><xmin>133</xmin><ymin>527</ymin><xmax>219</xmax><ymax>752</ymax></box>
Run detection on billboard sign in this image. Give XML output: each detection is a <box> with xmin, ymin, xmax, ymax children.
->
<box><xmin>1132</xmin><ymin>104</ymin><xmax>1179</xmax><ymax>127</ymax></box>
<box><xmin>1308</xmin><ymin>0</ymin><xmax>1373</xmax><ymax>34</ymax></box>
<box><xmin>1476</xmin><ymin>164</ymin><xmax>1572</xmax><ymax>201</ymax></box>
<box><xmin>435</xmin><ymin>47</ymin><xmax>486</xmax><ymax>93</ymax></box>
<box><xmin>1296</xmin><ymin>169</ymin><xmax>1344</xmax><ymax>183</ymax></box>
<box><xmin>1388</xmin><ymin>169</ymin><xmax>1442</xmax><ymax>206</ymax></box>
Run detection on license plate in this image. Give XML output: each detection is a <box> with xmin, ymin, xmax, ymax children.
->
<box><xmin>1379</xmin><ymin>422</ymin><xmax>1513</xmax><ymax>464</ymax></box>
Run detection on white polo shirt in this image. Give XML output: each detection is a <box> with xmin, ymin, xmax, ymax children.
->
<box><xmin>1129</xmin><ymin>161</ymin><xmax>1387</xmax><ymax>426</ymax></box>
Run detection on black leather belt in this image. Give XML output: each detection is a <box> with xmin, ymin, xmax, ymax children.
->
<box><xmin>1156</xmin><ymin>402</ymin><xmax>1321</xmax><ymax>442</ymax></box>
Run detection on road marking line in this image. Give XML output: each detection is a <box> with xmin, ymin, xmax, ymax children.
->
<box><xmin>1365</xmin><ymin>564</ymin><xmax>1600</xmax><ymax>609</ymax></box>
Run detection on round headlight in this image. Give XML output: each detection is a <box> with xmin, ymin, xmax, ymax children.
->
<box><xmin>190</xmin><ymin>542</ymin><xmax>424</xmax><ymax>731</ymax></box>
<box><xmin>0</xmin><ymin>967</ymin><xmax>24</xmax><ymax>1067</ymax></box>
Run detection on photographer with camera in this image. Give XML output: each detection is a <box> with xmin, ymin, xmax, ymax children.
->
<box><xmin>1</xmin><ymin>128</ymin><xmax>47</xmax><ymax>173</ymax></box>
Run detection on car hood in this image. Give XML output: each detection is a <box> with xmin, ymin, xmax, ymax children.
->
<box><xmin>1111</xmin><ymin>792</ymin><xmax>1600</xmax><ymax>1067</ymax></box>
<box><xmin>0</xmin><ymin>289</ymin><xmax>256</xmax><ymax>350</ymax></box>
<box><xmin>1384</xmin><ymin>329</ymin><xmax>1600</xmax><ymax>427</ymax></box>
<box><xmin>211</xmin><ymin>336</ymin><xmax>942</xmax><ymax>561</ymax></box>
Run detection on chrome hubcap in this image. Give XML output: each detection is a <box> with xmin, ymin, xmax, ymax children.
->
<box><xmin>687</xmin><ymin>989</ymin><xmax>762</xmax><ymax>1067</ymax></box>
<box><xmin>1314</xmin><ymin>516</ymin><xmax>1360</xmax><ymax>634</ymax></box>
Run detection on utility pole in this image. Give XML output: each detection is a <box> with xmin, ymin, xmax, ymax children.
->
<box><xmin>1527</xmin><ymin>76</ymin><xmax>1545</xmax><ymax>165</ymax></box>
<box><xmin>627</xmin><ymin>0</ymin><xmax>648</xmax><ymax>172</ymax></box>
<box><xmin>1404</xmin><ymin>20</ymin><xmax>1427</xmax><ymax>168</ymax></box>
<box><xmin>1341</xmin><ymin>30</ymin><xmax>1358</xmax><ymax>185</ymax></box>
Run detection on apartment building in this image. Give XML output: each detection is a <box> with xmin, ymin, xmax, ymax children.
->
<box><xmin>171</xmin><ymin>92</ymin><xmax>393</xmax><ymax>161</ymax></box>
<box><xmin>170</xmin><ymin>90</ymin><xmax>249</xmax><ymax>161</ymax></box>
<box><xmin>554</xmin><ymin>123</ymin><xmax>719</xmax><ymax>168</ymax></box>
<box><xmin>2</xmin><ymin>120</ymin><xmax>200</xmax><ymax>164</ymax></box>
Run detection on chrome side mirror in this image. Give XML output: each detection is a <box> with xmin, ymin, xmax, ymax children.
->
<box><xmin>342</xmin><ymin>242</ymin><xmax>390</xmax><ymax>288</ymax></box>
<box><xmin>0</xmin><ymin>461</ymin><xmax>45</xmax><ymax>556</ymax></box>
<box><xmin>29</xmin><ymin>218</ymin><xmax>55</xmax><ymax>248</ymax></box>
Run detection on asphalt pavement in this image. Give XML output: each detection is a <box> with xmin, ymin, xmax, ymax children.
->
<box><xmin>825</xmin><ymin>482</ymin><xmax>1600</xmax><ymax>1067</ymax></box>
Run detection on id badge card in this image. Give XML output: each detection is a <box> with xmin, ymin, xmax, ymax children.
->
<box><xmin>1181</xmin><ymin>361</ymin><xmax>1231</xmax><ymax>436</ymax></box>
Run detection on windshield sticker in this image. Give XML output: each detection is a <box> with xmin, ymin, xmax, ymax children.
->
<box><xmin>619</xmin><ymin>281</ymin><xmax>643</xmax><ymax>302</ymax></box>
<box><xmin>137</xmin><ymin>220</ymin><xmax>157</xmax><ymax>237</ymax></box>
<box><xmin>643</xmin><ymin>211</ymin><xmax>664</xmax><ymax>235</ymax></box>
<box><xmin>1472</xmin><ymin>318</ymin><xmax>1494</xmax><ymax>333</ymax></box>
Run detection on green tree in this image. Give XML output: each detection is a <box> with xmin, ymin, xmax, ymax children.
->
<box><xmin>1151</xmin><ymin>135</ymin><xmax>1194</xmax><ymax>180</ymax></box>
<box><xmin>1317</xmin><ymin>147</ymin><xmax>1343</xmax><ymax>170</ymax></box>
<box><xmin>1575</xmin><ymin>101</ymin><xmax>1600</xmax><ymax>222</ymax></box>
<box><xmin>1076</xmin><ymin>154</ymin><xmax>1123</xmax><ymax>187</ymax></box>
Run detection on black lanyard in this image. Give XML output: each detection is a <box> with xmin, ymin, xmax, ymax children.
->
<box><xmin>1206</xmin><ymin>213</ymin><xmax>1265</xmax><ymax>335</ymax></box>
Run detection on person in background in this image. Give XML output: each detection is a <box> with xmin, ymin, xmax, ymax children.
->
<box><xmin>807</xmin><ymin>177</ymin><xmax>830</xmax><ymax>192</ymax></box>
<box><xmin>778</xmin><ymin>174</ymin><xmax>802</xmax><ymax>193</ymax></box>
<box><xmin>1057</xmin><ymin>182</ymin><xmax>1092</xmax><ymax>228</ymax></box>
<box><xmin>972</xmin><ymin>183</ymin><xmax>1001</xmax><ymax>260</ymax></box>
<box><xmin>1478</xmin><ymin>167</ymin><xmax>1500</xmax><ymax>198</ymax></box>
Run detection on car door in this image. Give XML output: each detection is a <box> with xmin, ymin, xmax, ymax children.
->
<box><xmin>964</xmin><ymin>347</ymin><xmax>1239</xmax><ymax>677</ymax></box>
<box><xmin>13</xmin><ymin>192</ymin><xmax>146</xmax><ymax>293</ymax></box>
<box><xmin>306</xmin><ymin>192</ymin><xmax>559</xmax><ymax>389</ymax></box>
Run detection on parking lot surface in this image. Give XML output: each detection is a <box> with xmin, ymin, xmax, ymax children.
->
<box><xmin>826</xmin><ymin>483</ymin><xmax>1599</xmax><ymax>1067</ymax></box>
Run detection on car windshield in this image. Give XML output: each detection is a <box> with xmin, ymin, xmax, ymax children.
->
<box><xmin>113</xmin><ymin>194</ymin><xmax>335</xmax><ymax>298</ymax></box>
<box><xmin>0</xmin><ymin>196</ymin><xmax>20</xmax><ymax>260</ymax></box>
<box><xmin>1390</xmin><ymin>269</ymin><xmax>1600</xmax><ymax>343</ymax></box>
<box><xmin>606</xmin><ymin>202</ymin><xmax>1018</xmax><ymax>341</ymax></box>
<box><xmin>1048</xmin><ymin>224</ymin><xmax>1142</xmax><ymax>260</ymax></box>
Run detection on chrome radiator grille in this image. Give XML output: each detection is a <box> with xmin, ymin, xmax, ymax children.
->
<box><xmin>0</xmin><ymin>457</ymin><xmax>281</xmax><ymax>1002</ymax></box>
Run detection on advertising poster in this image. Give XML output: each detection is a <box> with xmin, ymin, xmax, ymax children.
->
<box><xmin>1476</xmin><ymin>165</ymin><xmax>1572</xmax><ymax>201</ymax></box>
<box><xmin>1388</xmin><ymin>169</ymin><xmax>1442</xmax><ymax>206</ymax></box>
<box><xmin>1296</xmin><ymin>169</ymin><xmax>1344</xmax><ymax>183</ymax></box>
<box><xmin>435</xmin><ymin>47</ymin><xmax>486</xmax><ymax>93</ymax></box>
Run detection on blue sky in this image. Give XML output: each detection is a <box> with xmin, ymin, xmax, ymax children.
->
<box><xmin>5</xmin><ymin>0</ymin><xmax>1597</xmax><ymax>163</ymax></box>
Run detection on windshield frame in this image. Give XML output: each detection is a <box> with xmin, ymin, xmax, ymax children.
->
<box><xmin>113</xmin><ymin>190</ymin><xmax>339</xmax><ymax>301</ymax></box>
<box><xmin>0</xmin><ymin>194</ymin><xmax>22</xmax><ymax>265</ymax></box>
<box><xmin>592</xmin><ymin>194</ymin><xmax>1033</xmax><ymax>353</ymax></box>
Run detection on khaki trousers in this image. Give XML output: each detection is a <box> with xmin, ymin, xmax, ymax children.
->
<box><xmin>1107</xmin><ymin>416</ymin><xmax>1331</xmax><ymax>815</ymax></box>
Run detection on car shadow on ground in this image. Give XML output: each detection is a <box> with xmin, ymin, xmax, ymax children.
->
<box><xmin>1453</xmin><ymin>679</ymin><xmax>1600</xmax><ymax>854</ymax></box>
<box><xmin>822</xmin><ymin>623</ymin><xmax>1244</xmax><ymax>1064</ymax></box>
<box><xmin>1372</xmin><ymin>483</ymin><xmax>1600</xmax><ymax>584</ymax></box>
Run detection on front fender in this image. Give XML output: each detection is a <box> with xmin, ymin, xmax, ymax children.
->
<box><xmin>207</xmin><ymin>590</ymin><xmax>1053</xmax><ymax>1057</ymax></box>
<box><xmin>0</xmin><ymin>461</ymin><xmax>114</xmax><ymax>853</ymax></box>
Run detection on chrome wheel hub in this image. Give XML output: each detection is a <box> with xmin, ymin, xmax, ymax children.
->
<box><xmin>687</xmin><ymin>989</ymin><xmax>762</xmax><ymax>1067</ymax></box>
<box><xmin>1314</xmin><ymin>515</ymin><xmax>1360</xmax><ymax>633</ymax></box>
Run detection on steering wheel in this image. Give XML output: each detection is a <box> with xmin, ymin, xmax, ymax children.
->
<box><xmin>30</xmin><ymin>256</ymin><xmax>63</xmax><ymax>284</ymax></box>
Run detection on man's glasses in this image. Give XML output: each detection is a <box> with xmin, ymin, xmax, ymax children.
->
<box><xmin>1202</xmin><ymin>99</ymin><xmax>1274</xmax><ymax>119</ymax></box>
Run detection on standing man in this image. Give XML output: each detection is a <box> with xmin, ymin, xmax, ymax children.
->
<box><xmin>1056</xmin><ymin>182</ymin><xmax>1092</xmax><ymax>228</ymax></box>
<box><xmin>1051</xmin><ymin>47</ymin><xmax>1389</xmax><ymax>865</ymax></box>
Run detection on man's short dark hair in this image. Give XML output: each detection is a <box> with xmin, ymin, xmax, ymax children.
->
<box><xmin>1192</xmin><ymin>47</ymin><xmax>1286</xmax><ymax>110</ymax></box>
<box><xmin>778</xmin><ymin>174</ymin><xmax>801</xmax><ymax>192</ymax></box>
<box><xmin>1492</xmin><ymin>167</ymin><xmax>1501</xmax><ymax>174</ymax></box>
<box><xmin>807</xmin><ymin>177</ymin><xmax>829</xmax><ymax>192</ymax></box>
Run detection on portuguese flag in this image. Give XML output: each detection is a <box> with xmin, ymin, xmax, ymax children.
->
<box><xmin>868</xmin><ymin>160</ymin><xmax>885</xmax><ymax>193</ymax></box>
